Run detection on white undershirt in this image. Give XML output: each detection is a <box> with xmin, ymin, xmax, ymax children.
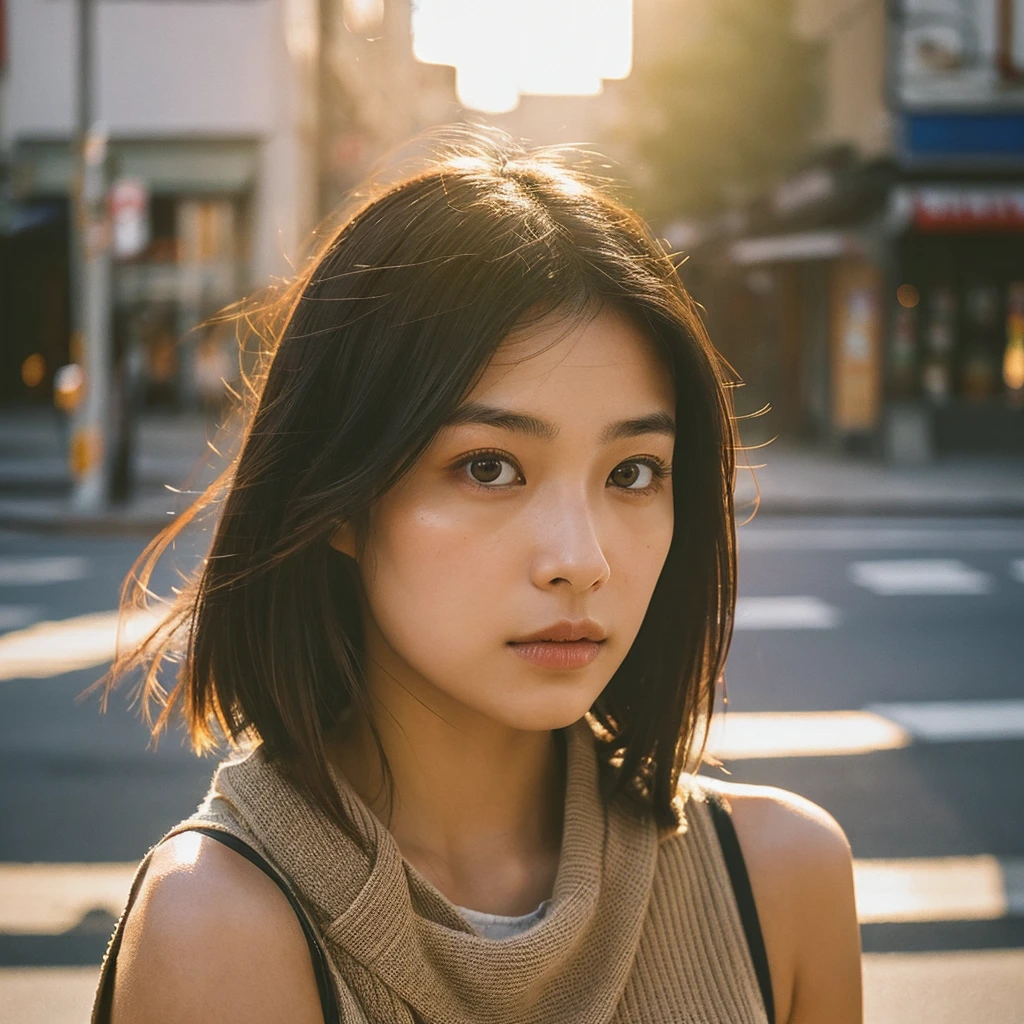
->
<box><xmin>456</xmin><ymin>899</ymin><xmax>552</xmax><ymax>940</ymax></box>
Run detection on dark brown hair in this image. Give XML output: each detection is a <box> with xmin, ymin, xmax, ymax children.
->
<box><xmin>106</xmin><ymin>129</ymin><xmax>738</xmax><ymax>834</ymax></box>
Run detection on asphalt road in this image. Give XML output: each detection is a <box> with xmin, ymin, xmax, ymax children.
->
<box><xmin>1</xmin><ymin>516</ymin><xmax>1023</xmax><ymax>1019</ymax></box>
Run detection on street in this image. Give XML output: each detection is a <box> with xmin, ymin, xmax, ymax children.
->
<box><xmin>1</xmin><ymin>515</ymin><xmax>1023</xmax><ymax>1021</ymax></box>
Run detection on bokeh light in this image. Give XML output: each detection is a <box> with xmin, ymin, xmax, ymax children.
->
<box><xmin>896</xmin><ymin>284</ymin><xmax>920</xmax><ymax>309</ymax></box>
<box><xmin>20</xmin><ymin>353</ymin><xmax>46</xmax><ymax>389</ymax></box>
<box><xmin>412</xmin><ymin>0</ymin><xmax>632</xmax><ymax>113</ymax></box>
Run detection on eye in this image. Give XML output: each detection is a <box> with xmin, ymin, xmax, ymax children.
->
<box><xmin>608</xmin><ymin>458</ymin><xmax>669</xmax><ymax>492</ymax></box>
<box><xmin>461</xmin><ymin>454</ymin><xmax>522</xmax><ymax>487</ymax></box>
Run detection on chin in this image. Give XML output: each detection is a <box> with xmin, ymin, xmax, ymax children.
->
<box><xmin>481</xmin><ymin>684</ymin><xmax>603</xmax><ymax>734</ymax></box>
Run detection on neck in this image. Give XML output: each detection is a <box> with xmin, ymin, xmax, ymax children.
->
<box><xmin>329</xmin><ymin>678</ymin><xmax>566</xmax><ymax>916</ymax></box>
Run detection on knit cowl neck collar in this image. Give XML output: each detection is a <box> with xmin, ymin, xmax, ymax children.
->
<box><xmin>209</xmin><ymin>719</ymin><xmax>660</xmax><ymax>1024</ymax></box>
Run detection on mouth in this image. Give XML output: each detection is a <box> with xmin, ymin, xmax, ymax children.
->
<box><xmin>506</xmin><ymin>637</ymin><xmax>606</xmax><ymax>670</ymax></box>
<box><xmin>509</xmin><ymin>619</ymin><xmax>608</xmax><ymax>644</ymax></box>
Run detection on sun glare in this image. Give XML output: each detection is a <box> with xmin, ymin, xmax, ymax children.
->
<box><xmin>412</xmin><ymin>0</ymin><xmax>633</xmax><ymax>113</ymax></box>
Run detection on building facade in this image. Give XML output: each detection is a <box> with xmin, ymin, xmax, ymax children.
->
<box><xmin>0</xmin><ymin>0</ymin><xmax>455</xmax><ymax>410</ymax></box>
<box><xmin>693</xmin><ymin>0</ymin><xmax>1024</xmax><ymax>457</ymax></box>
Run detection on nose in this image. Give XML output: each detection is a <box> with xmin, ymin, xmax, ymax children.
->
<box><xmin>528</xmin><ymin>488</ymin><xmax>611</xmax><ymax>594</ymax></box>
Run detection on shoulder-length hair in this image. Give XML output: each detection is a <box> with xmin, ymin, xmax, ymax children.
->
<box><xmin>107</xmin><ymin>131</ymin><xmax>738</xmax><ymax>835</ymax></box>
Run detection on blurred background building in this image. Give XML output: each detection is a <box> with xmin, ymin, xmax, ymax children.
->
<box><xmin>2</xmin><ymin>0</ymin><xmax>1024</xmax><ymax>463</ymax></box>
<box><xmin>0</xmin><ymin>0</ymin><xmax>455</xmax><ymax>416</ymax></box>
<box><xmin>1</xmin><ymin>8</ymin><xmax>1023</xmax><ymax>1022</ymax></box>
<box><xmin>662</xmin><ymin>0</ymin><xmax>1024</xmax><ymax>459</ymax></box>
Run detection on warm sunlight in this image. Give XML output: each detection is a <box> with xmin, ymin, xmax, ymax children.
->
<box><xmin>412</xmin><ymin>0</ymin><xmax>633</xmax><ymax>113</ymax></box>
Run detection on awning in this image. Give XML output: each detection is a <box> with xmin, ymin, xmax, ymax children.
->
<box><xmin>11</xmin><ymin>138</ymin><xmax>260</xmax><ymax>196</ymax></box>
<box><xmin>891</xmin><ymin>186</ymin><xmax>1024</xmax><ymax>232</ymax></box>
<box><xmin>729</xmin><ymin>230</ymin><xmax>863</xmax><ymax>265</ymax></box>
<box><xmin>0</xmin><ymin>201</ymin><xmax>62</xmax><ymax>236</ymax></box>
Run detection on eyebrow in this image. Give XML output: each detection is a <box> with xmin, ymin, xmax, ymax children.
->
<box><xmin>442</xmin><ymin>402</ymin><xmax>676</xmax><ymax>444</ymax></box>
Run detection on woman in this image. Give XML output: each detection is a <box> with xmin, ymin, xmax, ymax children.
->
<box><xmin>94</xmin><ymin>133</ymin><xmax>862</xmax><ymax>1024</ymax></box>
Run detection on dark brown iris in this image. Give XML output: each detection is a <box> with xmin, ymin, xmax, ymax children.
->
<box><xmin>610</xmin><ymin>463</ymin><xmax>640</xmax><ymax>487</ymax></box>
<box><xmin>469</xmin><ymin>458</ymin><xmax>504</xmax><ymax>483</ymax></box>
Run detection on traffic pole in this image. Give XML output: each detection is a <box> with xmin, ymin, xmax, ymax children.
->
<box><xmin>69</xmin><ymin>0</ymin><xmax>113</xmax><ymax>511</ymax></box>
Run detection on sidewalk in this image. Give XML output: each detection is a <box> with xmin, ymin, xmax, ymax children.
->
<box><xmin>735</xmin><ymin>444</ymin><xmax>1024</xmax><ymax>518</ymax></box>
<box><xmin>1</xmin><ymin>409</ymin><xmax>1023</xmax><ymax>532</ymax></box>
<box><xmin>0</xmin><ymin>409</ymin><xmax>234</xmax><ymax>534</ymax></box>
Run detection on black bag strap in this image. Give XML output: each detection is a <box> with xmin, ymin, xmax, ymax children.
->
<box><xmin>91</xmin><ymin>827</ymin><xmax>339</xmax><ymax>1024</ymax></box>
<box><xmin>703</xmin><ymin>789</ymin><xmax>776</xmax><ymax>1024</ymax></box>
<box><xmin>189</xmin><ymin>827</ymin><xmax>340</xmax><ymax>1024</ymax></box>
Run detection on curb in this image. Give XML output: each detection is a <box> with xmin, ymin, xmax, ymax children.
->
<box><xmin>0</xmin><ymin>504</ymin><xmax>180</xmax><ymax>536</ymax></box>
<box><xmin>749</xmin><ymin>501</ymin><xmax>1024</xmax><ymax>519</ymax></box>
<box><xmin>4</xmin><ymin>503</ymin><xmax>1024</xmax><ymax>536</ymax></box>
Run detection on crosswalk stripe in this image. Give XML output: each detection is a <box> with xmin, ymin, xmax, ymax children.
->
<box><xmin>0</xmin><ymin>966</ymin><xmax>100</xmax><ymax>1024</ymax></box>
<box><xmin>706</xmin><ymin>710</ymin><xmax>910</xmax><ymax>759</ymax></box>
<box><xmin>854</xmin><ymin>855</ymin><xmax>1024</xmax><ymax>924</ymax></box>
<box><xmin>0</xmin><ymin>607</ymin><xmax>170</xmax><ymax>681</ymax></box>
<box><xmin>2</xmin><ymin>854</ymin><xmax>1020</xmax><ymax>933</ymax></box>
<box><xmin>861</xmin><ymin>949</ymin><xmax>1024</xmax><ymax>1024</ymax></box>
<box><xmin>0</xmin><ymin>557</ymin><xmax>90</xmax><ymax>586</ymax></box>
<box><xmin>0</xmin><ymin>596</ymin><xmax>840</xmax><ymax>680</ymax></box>
<box><xmin>0</xmin><ymin>862</ymin><xmax>136</xmax><ymax>934</ymax></box>
<box><xmin>0</xmin><ymin>606</ymin><xmax>39</xmax><ymax>632</ymax></box>
<box><xmin>866</xmin><ymin>699</ymin><xmax>1024</xmax><ymax>743</ymax></box>
<box><xmin>739</xmin><ymin>525</ymin><xmax>1024</xmax><ymax>551</ymax></box>
<box><xmin>734</xmin><ymin>596</ymin><xmax>840</xmax><ymax>630</ymax></box>
<box><xmin>707</xmin><ymin>699</ymin><xmax>1024</xmax><ymax>760</ymax></box>
<box><xmin>849</xmin><ymin>559</ymin><xmax>993</xmax><ymax>595</ymax></box>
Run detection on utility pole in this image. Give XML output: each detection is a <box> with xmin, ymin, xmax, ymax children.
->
<box><xmin>316</xmin><ymin>0</ymin><xmax>335</xmax><ymax>220</ymax></box>
<box><xmin>69</xmin><ymin>0</ymin><xmax>113</xmax><ymax>510</ymax></box>
<box><xmin>997</xmin><ymin>0</ymin><xmax>1021</xmax><ymax>82</ymax></box>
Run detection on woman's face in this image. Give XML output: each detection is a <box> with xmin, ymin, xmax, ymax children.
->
<box><xmin>333</xmin><ymin>306</ymin><xmax>675</xmax><ymax>733</ymax></box>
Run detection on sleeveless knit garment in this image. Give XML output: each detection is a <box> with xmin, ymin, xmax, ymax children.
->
<box><xmin>93</xmin><ymin>720</ymin><xmax>768</xmax><ymax>1024</ymax></box>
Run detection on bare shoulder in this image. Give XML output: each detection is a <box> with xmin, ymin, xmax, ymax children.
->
<box><xmin>110</xmin><ymin>831</ymin><xmax>324</xmax><ymax>1024</ymax></box>
<box><xmin>708</xmin><ymin>778</ymin><xmax>852</xmax><ymax>866</ymax></box>
<box><xmin>699</xmin><ymin>779</ymin><xmax>862</xmax><ymax>1024</ymax></box>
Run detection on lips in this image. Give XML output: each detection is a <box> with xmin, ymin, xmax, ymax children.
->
<box><xmin>507</xmin><ymin>619</ymin><xmax>607</xmax><ymax>669</ymax></box>
<box><xmin>508</xmin><ymin>619</ymin><xmax>608</xmax><ymax>644</ymax></box>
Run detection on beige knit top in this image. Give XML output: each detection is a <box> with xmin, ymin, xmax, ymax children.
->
<box><xmin>94</xmin><ymin>720</ymin><xmax>770</xmax><ymax>1023</ymax></box>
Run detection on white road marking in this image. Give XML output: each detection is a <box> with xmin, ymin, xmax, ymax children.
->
<box><xmin>866</xmin><ymin>699</ymin><xmax>1024</xmax><ymax>743</ymax></box>
<box><xmin>5</xmin><ymin>954</ymin><xmax>1024</xmax><ymax>1024</ymax></box>
<box><xmin>0</xmin><ymin>966</ymin><xmax>100</xmax><ymax>1024</ymax></box>
<box><xmin>849</xmin><ymin>559</ymin><xmax>993</xmax><ymax>595</ymax></box>
<box><xmin>0</xmin><ymin>862</ymin><xmax>136</xmax><ymax>934</ymax></box>
<box><xmin>0</xmin><ymin>606</ymin><xmax>172</xmax><ymax>681</ymax></box>
<box><xmin>734</xmin><ymin>596</ymin><xmax>840</xmax><ymax>630</ymax></box>
<box><xmin>3</xmin><ymin>854</ymin><xmax>1020</xmax><ymax>937</ymax></box>
<box><xmin>0</xmin><ymin>557</ymin><xmax>90</xmax><ymax>586</ymax></box>
<box><xmin>706</xmin><ymin>710</ymin><xmax>910</xmax><ymax>759</ymax></box>
<box><xmin>0</xmin><ymin>606</ymin><xmax>39</xmax><ymax>632</ymax></box>
<box><xmin>740</xmin><ymin>525</ymin><xmax>1024</xmax><ymax>552</ymax></box>
<box><xmin>708</xmin><ymin>699</ymin><xmax>1024</xmax><ymax>760</ymax></box>
<box><xmin>854</xmin><ymin>855</ymin><xmax>1024</xmax><ymax>924</ymax></box>
<box><xmin>862</xmin><ymin>949</ymin><xmax>1024</xmax><ymax>1024</ymax></box>
<box><xmin>1010</xmin><ymin>558</ymin><xmax>1024</xmax><ymax>583</ymax></box>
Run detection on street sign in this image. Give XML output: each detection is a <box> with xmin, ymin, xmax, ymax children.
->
<box><xmin>110</xmin><ymin>176</ymin><xmax>149</xmax><ymax>259</ymax></box>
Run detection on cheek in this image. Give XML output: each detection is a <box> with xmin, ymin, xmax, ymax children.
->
<box><xmin>616</xmin><ymin>509</ymin><xmax>673</xmax><ymax>602</ymax></box>
<box><xmin>360</xmin><ymin>498</ymin><xmax>509</xmax><ymax>659</ymax></box>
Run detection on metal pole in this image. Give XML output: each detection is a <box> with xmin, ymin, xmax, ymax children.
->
<box><xmin>997</xmin><ymin>0</ymin><xmax>1020</xmax><ymax>82</ymax></box>
<box><xmin>317</xmin><ymin>0</ymin><xmax>332</xmax><ymax>220</ymax></box>
<box><xmin>70</xmin><ymin>0</ymin><xmax>113</xmax><ymax>511</ymax></box>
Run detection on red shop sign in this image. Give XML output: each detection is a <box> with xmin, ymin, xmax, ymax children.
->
<box><xmin>912</xmin><ymin>189</ymin><xmax>1024</xmax><ymax>231</ymax></box>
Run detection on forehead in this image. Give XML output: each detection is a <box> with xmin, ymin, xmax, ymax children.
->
<box><xmin>468</xmin><ymin>306</ymin><xmax>674</xmax><ymax>412</ymax></box>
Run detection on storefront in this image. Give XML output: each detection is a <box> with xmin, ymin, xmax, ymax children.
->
<box><xmin>887</xmin><ymin>186</ymin><xmax>1024</xmax><ymax>452</ymax></box>
<box><xmin>687</xmin><ymin>170</ymin><xmax>1024</xmax><ymax>457</ymax></box>
<box><xmin>4</xmin><ymin>138</ymin><xmax>254</xmax><ymax>410</ymax></box>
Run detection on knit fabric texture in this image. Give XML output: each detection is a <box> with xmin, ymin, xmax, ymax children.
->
<box><xmin>96</xmin><ymin>720</ymin><xmax>768</xmax><ymax>1024</ymax></box>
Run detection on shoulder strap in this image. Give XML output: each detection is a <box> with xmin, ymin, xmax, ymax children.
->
<box><xmin>90</xmin><ymin>827</ymin><xmax>339</xmax><ymax>1024</ymax></box>
<box><xmin>190</xmin><ymin>827</ymin><xmax>340</xmax><ymax>1024</ymax></box>
<box><xmin>703</xmin><ymin>789</ymin><xmax>776</xmax><ymax>1024</ymax></box>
